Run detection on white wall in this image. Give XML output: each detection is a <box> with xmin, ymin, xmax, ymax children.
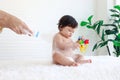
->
<box><xmin>115</xmin><ymin>0</ymin><xmax>120</xmax><ymax>5</ymax></box>
<box><xmin>0</xmin><ymin>0</ymin><xmax>110</xmax><ymax>60</ymax></box>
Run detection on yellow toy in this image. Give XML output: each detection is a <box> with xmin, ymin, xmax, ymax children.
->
<box><xmin>77</xmin><ymin>36</ymin><xmax>89</xmax><ymax>53</ymax></box>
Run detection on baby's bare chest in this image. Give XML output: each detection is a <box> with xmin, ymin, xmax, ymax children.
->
<box><xmin>63</xmin><ymin>38</ymin><xmax>73</xmax><ymax>43</ymax></box>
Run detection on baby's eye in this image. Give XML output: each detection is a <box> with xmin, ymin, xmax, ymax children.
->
<box><xmin>70</xmin><ymin>30</ymin><xmax>74</xmax><ymax>33</ymax></box>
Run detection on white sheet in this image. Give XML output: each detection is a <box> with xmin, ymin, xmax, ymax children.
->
<box><xmin>0</xmin><ymin>56</ymin><xmax>120</xmax><ymax>80</ymax></box>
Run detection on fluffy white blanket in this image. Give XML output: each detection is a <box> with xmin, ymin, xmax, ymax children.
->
<box><xmin>0</xmin><ymin>56</ymin><xmax>120</xmax><ymax>80</ymax></box>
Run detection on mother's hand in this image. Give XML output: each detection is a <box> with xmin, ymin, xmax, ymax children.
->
<box><xmin>0</xmin><ymin>10</ymin><xmax>33</xmax><ymax>36</ymax></box>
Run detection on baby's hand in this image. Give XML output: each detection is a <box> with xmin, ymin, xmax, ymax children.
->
<box><xmin>72</xmin><ymin>42</ymin><xmax>80</xmax><ymax>50</ymax></box>
<box><xmin>74</xmin><ymin>42</ymin><xmax>80</xmax><ymax>48</ymax></box>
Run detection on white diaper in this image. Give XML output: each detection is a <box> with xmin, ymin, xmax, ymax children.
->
<box><xmin>66</xmin><ymin>57</ymin><xmax>74</xmax><ymax>62</ymax></box>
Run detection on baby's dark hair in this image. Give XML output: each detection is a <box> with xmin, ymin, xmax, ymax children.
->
<box><xmin>58</xmin><ymin>15</ymin><xmax>78</xmax><ymax>30</ymax></box>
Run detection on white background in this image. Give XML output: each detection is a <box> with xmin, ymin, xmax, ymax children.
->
<box><xmin>0</xmin><ymin>0</ymin><xmax>115</xmax><ymax>60</ymax></box>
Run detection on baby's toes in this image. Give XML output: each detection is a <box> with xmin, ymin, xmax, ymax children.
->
<box><xmin>88</xmin><ymin>59</ymin><xmax>92</xmax><ymax>63</ymax></box>
<box><xmin>72</xmin><ymin>62</ymin><xmax>78</xmax><ymax>66</ymax></box>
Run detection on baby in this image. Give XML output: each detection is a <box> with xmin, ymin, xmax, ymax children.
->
<box><xmin>52</xmin><ymin>15</ymin><xmax>92</xmax><ymax>66</ymax></box>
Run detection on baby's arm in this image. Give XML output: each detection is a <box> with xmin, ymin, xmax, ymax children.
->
<box><xmin>71</xmin><ymin>41</ymin><xmax>80</xmax><ymax>50</ymax></box>
<box><xmin>71</xmin><ymin>40</ymin><xmax>80</xmax><ymax>50</ymax></box>
<box><xmin>54</xmin><ymin>34</ymin><xmax>74</xmax><ymax>49</ymax></box>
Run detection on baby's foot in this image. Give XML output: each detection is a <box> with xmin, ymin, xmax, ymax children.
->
<box><xmin>87</xmin><ymin>59</ymin><xmax>92</xmax><ymax>63</ymax></box>
<box><xmin>77</xmin><ymin>59</ymin><xmax>92</xmax><ymax>64</ymax></box>
<box><xmin>71</xmin><ymin>62</ymin><xmax>79</xmax><ymax>66</ymax></box>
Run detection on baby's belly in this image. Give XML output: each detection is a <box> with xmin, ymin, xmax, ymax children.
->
<box><xmin>57</xmin><ymin>49</ymin><xmax>73</xmax><ymax>57</ymax></box>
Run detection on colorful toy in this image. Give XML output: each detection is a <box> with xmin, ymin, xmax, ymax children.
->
<box><xmin>77</xmin><ymin>36</ymin><xmax>89</xmax><ymax>53</ymax></box>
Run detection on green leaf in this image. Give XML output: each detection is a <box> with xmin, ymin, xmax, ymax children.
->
<box><xmin>113</xmin><ymin>45</ymin><xmax>120</xmax><ymax>57</ymax></box>
<box><xmin>86</xmin><ymin>25</ymin><xmax>93</xmax><ymax>29</ymax></box>
<box><xmin>113</xmin><ymin>40</ymin><xmax>120</xmax><ymax>46</ymax></box>
<box><xmin>114</xmin><ymin>19</ymin><xmax>120</xmax><ymax>23</ymax></box>
<box><xmin>80</xmin><ymin>21</ymin><xmax>88</xmax><ymax>26</ymax></box>
<box><xmin>99</xmin><ymin>41</ymin><xmax>108</xmax><ymax>47</ymax></box>
<box><xmin>92</xmin><ymin>43</ymin><xmax>98</xmax><ymax>51</ymax></box>
<box><xmin>92</xmin><ymin>22</ymin><xmax>98</xmax><ymax>30</ymax></box>
<box><xmin>114</xmin><ymin>5</ymin><xmax>120</xmax><ymax>11</ymax></box>
<box><xmin>87</xmin><ymin>15</ymin><xmax>93</xmax><ymax>25</ymax></box>
<box><xmin>101</xmin><ymin>30</ymin><xmax>105</xmax><ymax>41</ymax></box>
<box><xmin>96</xmin><ymin>20</ymin><xmax>103</xmax><ymax>34</ymax></box>
<box><xmin>112</xmin><ymin>28</ymin><xmax>119</xmax><ymax>34</ymax></box>
<box><xmin>117</xmin><ymin>53</ymin><xmax>120</xmax><ymax>57</ymax></box>
<box><xmin>109</xmin><ymin>9</ymin><xmax>119</xmax><ymax>13</ymax></box>
<box><xmin>117</xmin><ymin>33</ymin><xmax>120</xmax><ymax>39</ymax></box>
<box><xmin>105</xmin><ymin>28</ymin><xmax>118</xmax><ymax>35</ymax></box>
<box><xmin>105</xmin><ymin>30</ymin><xmax>111</xmax><ymax>35</ymax></box>
<box><xmin>105</xmin><ymin>30</ymin><xmax>113</xmax><ymax>35</ymax></box>
<box><xmin>111</xmin><ymin>14</ymin><xmax>119</xmax><ymax>18</ymax></box>
<box><xmin>93</xmin><ymin>20</ymin><xmax>102</xmax><ymax>30</ymax></box>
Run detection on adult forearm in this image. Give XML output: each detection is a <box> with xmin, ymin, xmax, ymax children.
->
<box><xmin>0</xmin><ymin>10</ymin><xmax>9</xmax><ymax>27</ymax></box>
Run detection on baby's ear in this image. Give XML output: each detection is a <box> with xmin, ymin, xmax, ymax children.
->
<box><xmin>59</xmin><ymin>25</ymin><xmax>62</xmax><ymax>27</ymax></box>
<box><xmin>59</xmin><ymin>27</ymin><xmax>63</xmax><ymax>31</ymax></box>
<box><xmin>58</xmin><ymin>25</ymin><xmax>62</xmax><ymax>31</ymax></box>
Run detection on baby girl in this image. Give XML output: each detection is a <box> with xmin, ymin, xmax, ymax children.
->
<box><xmin>52</xmin><ymin>15</ymin><xmax>92</xmax><ymax>66</ymax></box>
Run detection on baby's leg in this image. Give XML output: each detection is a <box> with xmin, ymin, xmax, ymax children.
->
<box><xmin>77</xmin><ymin>59</ymin><xmax>92</xmax><ymax>64</ymax></box>
<box><xmin>53</xmin><ymin>53</ymin><xmax>78</xmax><ymax>66</ymax></box>
<box><xmin>73</xmin><ymin>54</ymin><xmax>92</xmax><ymax>64</ymax></box>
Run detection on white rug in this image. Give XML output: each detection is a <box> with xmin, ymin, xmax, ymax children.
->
<box><xmin>0</xmin><ymin>56</ymin><xmax>120</xmax><ymax>80</ymax></box>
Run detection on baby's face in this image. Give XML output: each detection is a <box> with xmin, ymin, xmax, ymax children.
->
<box><xmin>60</xmin><ymin>26</ymin><xmax>75</xmax><ymax>38</ymax></box>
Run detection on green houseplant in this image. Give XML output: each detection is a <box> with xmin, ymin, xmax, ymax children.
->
<box><xmin>80</xmin><ymin>5</ymin><xmax>120</xmax><ymax>57</ymax></box>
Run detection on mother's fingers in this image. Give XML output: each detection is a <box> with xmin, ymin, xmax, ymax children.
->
<box><xmin>10</xmin><ymin>26</ymin><xmax>22</xmax><ymax>34</ymax></box>
<box><xmin>22</xmin><ymin>23</ymin><xmax>33</xmax><ymax>34</ymax></box>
